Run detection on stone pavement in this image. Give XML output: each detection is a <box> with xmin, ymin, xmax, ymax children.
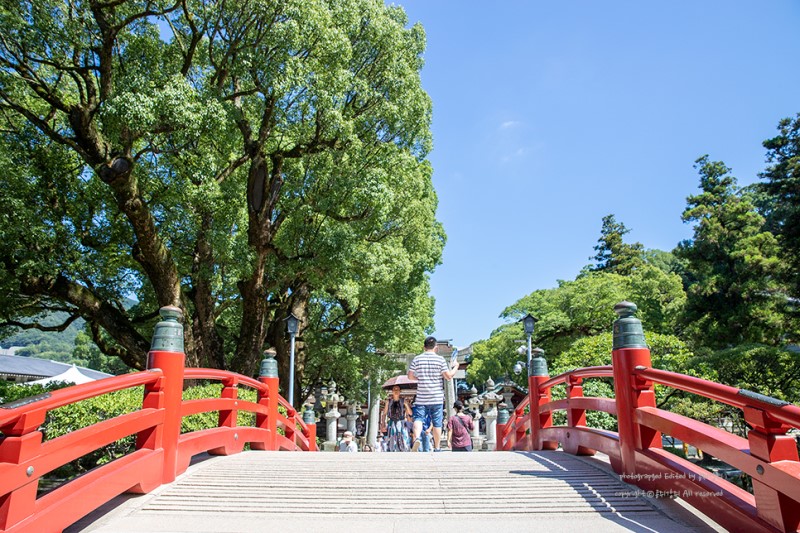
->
<box><xmin>68</xmin><ymin>450</ymin><xmax>722</xmax><ymax>533</ymax></box>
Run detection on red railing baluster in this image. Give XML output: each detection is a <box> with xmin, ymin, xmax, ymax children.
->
<box><xmin>745</xmin><ymin>406</ymin><xmax>800</xmax><ymax>532</ymax></box>
<box><xmin>565</xmin><ymin>374</ymin><xmax>594</xmax><ymax>456</ymax></box>
<box><xmin>217</xmin><ymin>377</ymin><xmax>239</xmax><ymax>429</ymax></box>
<box><xmin>513</xmin><ymin>405</ymin><xmax>526</xmax><ymax>450</ymax></box>
<box><xmin>302</xmin><ymin>408</ymin><xmax>318</xmax><ymax>452</ymax></box>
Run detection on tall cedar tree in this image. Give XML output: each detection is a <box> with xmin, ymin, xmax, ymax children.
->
<box><xmin>590</xmin><ymin>214</ymin><xmax>644</xmax><ymax>275</ymax></box>
<box><xmin>759</xmin><ymin>114</ymin><xmax>800</xmax><ymax>301</ymax></box>
<box><xmin>675</xmin><ymin>156</ymin><xmax>786</xmax><ymax>349</ymax></box>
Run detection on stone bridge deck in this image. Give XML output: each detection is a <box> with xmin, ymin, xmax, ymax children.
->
<box><xmin>68</xmin><ymin>451</ymin><xmax>720</xmax><ymax>533</ymax></box>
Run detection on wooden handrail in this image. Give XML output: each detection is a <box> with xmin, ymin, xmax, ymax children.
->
<box><xmin>0</xmin><ymin>360</ymin><xmax>316</xmax><ymax>533</ymax></box>
<box><xmin>496</xmin><ymin>341</ymin><xmax>800</xmax><ymax>532</ymax></box>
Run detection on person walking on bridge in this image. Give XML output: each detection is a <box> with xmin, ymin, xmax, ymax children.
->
<box><xmin>447</xmin><ymin>400</ymin><xmax>474</xmax><ymax>452</ymax></box>
<box><xmin>383</xmin><ymin>385</ymin><xmax>411</xmax><ymax>452</ymax></box>
<box><xmin>407</xmin><ymin>336</ymin><xmax>459</xmax><ymax>452</ymax></box>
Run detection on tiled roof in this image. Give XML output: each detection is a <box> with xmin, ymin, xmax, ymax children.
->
<box><xmin>0</xmin><ymin>354</ymin><xmax>113</xmax><ymax>380</ymax></box>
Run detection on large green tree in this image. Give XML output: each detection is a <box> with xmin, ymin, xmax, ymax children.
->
<box><xmin>0</xmin><ymin>0</ymin><xmax>444</xmax><ymax>403</ymax></box>
<box><xmin>467</xmin><ymin>266</ymin><xmax>685</xmax><ymax>385</ymax></box>
<box><xmin>590</xmin><ymin>214</ymin><xmax>644</xmax><ymax>275</ymax></box>
<box><xmin>675</xmin><ymin>156</ymin><xmax>787</xmax><ymax>349</ymax></box>
<box><xmin>759</xmin><ymin>114</ymin><xmax>800</xmax><ymax>301</ymax></box>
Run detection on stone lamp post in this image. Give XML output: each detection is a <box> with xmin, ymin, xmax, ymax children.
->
<box><xmin>345</xmin><ymin>399</ymin><xmax>360</xmax><ymax>435</ymax></box>
<box><xmin>302</xmin><ymin>393</ymin><xmax>317</xmax><ymax>426</ymax></box>
<box><xmin>482</xmin><ymin>378</ymin><xmax>503</xmax><ymax>451</ymax></box>
<box><xmin>466</xmin><ymin>386</ymin><xmax>484</xmax><ymax>451</ymax></box>
<box><xmin>322</xmin><ymin>380</ymin><xmax>343</xmax><ymax>451</ymax></box>
<box><xmin>499</xmin><ymin>376</ymin><xmax>517</xmax><ymax>413</ymax></box>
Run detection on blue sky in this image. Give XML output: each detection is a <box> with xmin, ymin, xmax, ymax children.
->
<box><xmin>392</xmin><ymin>1</ymin><xmax>800</xmax><ymax>347</ymax></box>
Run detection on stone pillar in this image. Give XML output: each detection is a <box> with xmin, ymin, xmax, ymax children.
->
<box><xmin>345</xmin><ymin>400</ymin><xmax>359</xmax><ymax>435</ymax></box>
<box><xmin>444</xmin><ymin>377</ymin><xmax>456</xmax><ymax>423</ymax></box>
<box><xmin>322</xmin><ymin>380</ymin><xmax>343</xmax><ymax>452</ymax></box>
<box><xmin>367</xmin><ymin>389</ymin><xmax>381</xmax><ymax>448</ymax></box>
<box><xmin>502</xmin><ymin>390</ymin><xmax>515</xmax><ymax>412</ymax></box>
<box><xmin>466</xmin><ymin>389</ymin><xmax>484</xmax><ymax>451</ymax></box>
<box><xmin>482</xmin><ymin>379</ymin><xmax>502</xmax><ymax>451</ymax></box>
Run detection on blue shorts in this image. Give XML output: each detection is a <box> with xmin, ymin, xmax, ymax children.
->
<box><xmin>413</xmin><ymin>404</ymin><xmax>443</xmax><ymax>428</ymax></box>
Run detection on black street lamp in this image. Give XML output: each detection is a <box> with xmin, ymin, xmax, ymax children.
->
<box><xmin>519</xmin><ymin>313</ymin><xmax>538</xmax><ymax>371</ymax></box>
<box><xmin>285</xmin><ymin>313</ymin><xmax>300</xmax><ymax>405</ymax></box>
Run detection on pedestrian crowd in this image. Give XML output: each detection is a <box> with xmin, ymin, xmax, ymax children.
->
<box><xmin>338</xmin><ymin>336</ymin><xmax>474</xmax><ymax>453</ymax></box>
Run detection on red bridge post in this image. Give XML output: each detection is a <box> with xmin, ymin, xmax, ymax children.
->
<box><xmin>254</xmin><ymin>350</ymin><xmax>279</xmax><ymax>451</ymax></box>
<box><xmin>744</xmin><ymin>405</ymin><xmax>800</xmax><ymax>531</ymax></box>
<box><xmin>496</xmin><ymin>405</ymin><xmax>510</xmax><ymax>451</ymax></box>
<box><xmin>0</xmin><ymin>411</ymin><xmax>45</xmax><ymax>529</ymax></box>
<box><xmin>611</xmin><ymin>301</ymin><xmax>661</xmax><ymax>480</ymax></box>
<box><xmin>303</xmin><ymin>407</ymin><xmax>318</xmax><ymax>452</ymax></box>
<box><xmin>529</xmin><ymin>348</ymin><xmax>557</xmax><ymax>451</ymax></box>
<box><xmin>140</xmin><ymin>306</ymin><xmax>187</xmax><ymax>485</ymax></box>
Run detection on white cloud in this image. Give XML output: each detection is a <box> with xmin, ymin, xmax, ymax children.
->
<box><xmin>499</xmin><ymin>120</ymin><xmax>521</xmax><ymax>129</ymax></box>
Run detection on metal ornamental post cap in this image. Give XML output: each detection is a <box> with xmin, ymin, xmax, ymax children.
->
<box><xmin>612</xmin><ymin>301</ymin><xmax>648</xmax><ymax>350</ymax></box>
<box><xmin>150</xmin><ymin>306</ymin><xmax>184</xmax><ymax>353</ymax></box>
<box><xmin>302</xmin><ymin>406</ymin><xmax>316</xmax><ymax>424</ymax></box>
<box><xmin>259</xmin><ymin>350</ymin><xmax>279</xmax><ymax>377</ymax></box>
<box><xmin>529</xmin><ymin>348</ymin><xmax>548</xmax><ymax>377</ymax></box>
<box><xmin>497</xmin><ymin>404</ymin><xmax>511</xmax><ymax>424</ymax></box>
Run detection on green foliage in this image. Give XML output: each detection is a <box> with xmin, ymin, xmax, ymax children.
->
<box><xmin>696</xmin><ymin>345</ymin><xmax>800</xmax><ymax>404</ymax></box>
<box><xmin>759</xmin><ymin>114</ymin><xmax>800</xmax><ymax>301</ymax></box>
<box><xmin>552</xmin><ymin>332</ymin><xmax>693</xmax><ymax>375</ymax></box>
<box><xmin>180</xmin><ymin>383</ymin><xmax>260</xmax><ymax>431</ymax></box>
<box><xmin>590</xmin><ymin>214</ymin><xmax>644</xmax><ymax>275</ymax></box>
<box><xmin>642</xmin><ymin>249</ymin><xmax>686</xmax><ymax>276</ymax></box>
<box><xmin>71</xmin><ymin>331</ymin><xmax>130</xmax><ymax>375</ymax></box>
<box><xmin>0</xmin><ymin>380</ymin><xmax>74</xmax><ymax>404</ymax></box>
<box><xmin>675</xmin><ymin>156</ymin><xmax>788</xmax><ymax>349</ymax></box>
<box><xmin>469</xmin><ymin>267</ymin><xmax>686</xmax><ymax>386</ymax></box>
<box><xmin>0</xmin><ymin>0</ymin><xmax>443</xmax><ymax>395</ymax></box>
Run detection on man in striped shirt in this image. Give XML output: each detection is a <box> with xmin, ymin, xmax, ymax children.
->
<box><xmin>407</xmin><ymin>336</ymin><xmax>459</xmax><ymax>452</ymax></box>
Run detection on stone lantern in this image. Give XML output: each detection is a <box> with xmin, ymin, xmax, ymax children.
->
<box><xmin>466</xmin><ymin>386</ymin><xmax>484</xmax><ymax>451</ymax></box>
<box><xmin>302</xmin><ymin>393</ymin><xmax>317</xmax><ymax>425</ymax></box>
<box><xmin>482</xmin><ymin>378</ymin><xmax>503</xmax><ymax>451</ymax></box>
<box><xmin>345</xmin><ymin>398</ymin><xmax>360</xmax><ymax>435</ymax></box>
<box><xmin>500</xmin><ymin>376</ymin><xmax>516</xmax><ymax>413</ymax></box>
<box><xmin>321</xmin><ymin>380</ymin><xmax>343</xmax><ymax>451</ymax></box>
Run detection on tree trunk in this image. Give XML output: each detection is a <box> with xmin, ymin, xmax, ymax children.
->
<box><xmin>189</xmin><ymin>215</ymin><xmax>226</xmax><ymax>369</ymax></box>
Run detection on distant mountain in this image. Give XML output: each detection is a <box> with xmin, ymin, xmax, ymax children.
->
<box><xmin>0</xmin><ymin>298</ymin><xmax>137</xmax><ymax>364</ymax></box>
<box><xmin>0</xmin><ymin>312</ymin><xmax>85</xmax><ymax>362</ymax></box>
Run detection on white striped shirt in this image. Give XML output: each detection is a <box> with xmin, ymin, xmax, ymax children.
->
<box><xmin>409</xmin><ymin>351</ymin><xmax>448</xmax><ymax>406</ymax></box>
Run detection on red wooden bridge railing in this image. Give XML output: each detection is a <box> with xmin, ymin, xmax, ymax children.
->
<box><xmin>497</xmin><ymin>301</ymin><xmax>800</xmax><ymax>533</ymax></box>
<box><xmin>0</xmin><ymin>307</ymin><xmax>316</xmax><ymax>533</ymax></box>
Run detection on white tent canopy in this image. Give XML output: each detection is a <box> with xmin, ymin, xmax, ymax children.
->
<box><xmin>26</xmin><ymin>364</ymin><xmax>98</xmax><ymax>386</ymax></box>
